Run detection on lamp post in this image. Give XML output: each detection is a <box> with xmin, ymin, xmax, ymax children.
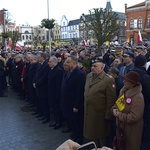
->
<box><xmin>0</xmin><ymin>8</ymin><xmax>8</xmax><ymax>50</ymax></box>
<box><xmin>47</xmin><ymin>0</ymin><xmax>51</xmax><ymax>56</ymax></box>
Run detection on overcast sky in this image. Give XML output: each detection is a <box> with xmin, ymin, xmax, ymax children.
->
<box><xmin>0</xmin><ymin>0</ymin><xmax>144</xmax><ymax>26</ymax></box>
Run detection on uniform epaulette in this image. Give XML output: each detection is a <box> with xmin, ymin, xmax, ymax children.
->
<box><xmin>106</xmin><ymin>74</ymin><xmax>113</xmax><ymax>78</ymax></box>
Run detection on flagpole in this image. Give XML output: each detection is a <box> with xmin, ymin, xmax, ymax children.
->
<box><xmin>47</xmin><ymin>0</ymin><xmax>51</xmax><ymax>56</ymax></box>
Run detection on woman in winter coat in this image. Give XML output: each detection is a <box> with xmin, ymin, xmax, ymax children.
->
<box><xmin>112</xmin><ymin>71</ymin><xmax>144</xmax><ymax>150</ymax></box>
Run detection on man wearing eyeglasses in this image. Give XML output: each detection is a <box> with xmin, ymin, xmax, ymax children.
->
<box><xmin>117</xmin><ymin>51</ymin><xmax>135</xmax><ymax>91</ymax></box>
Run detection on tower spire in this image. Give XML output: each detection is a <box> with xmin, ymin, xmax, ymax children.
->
<box><xmin>106</xmin><ymin>0</ymin><xmax>112</xmax><ymax>10</ymax></box>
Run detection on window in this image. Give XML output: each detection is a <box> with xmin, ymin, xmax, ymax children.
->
<box><xmin>147</xmin><ymin>17</ymin><xmax>150</xmax><ymax>28</ymax></box>
<box><xmin>63</xmin><ymin>22</ymin><xmax>65</xmax><ymax>26</ymax></box>
<box><xmin>138</xmin><ymin>19</ymin><xmax>142</xmax><ymax>29</ymax></box>
<box><xmin>70</xmin><ymin>34</ymin><xmax>72</xmax><ymax>38</ymax></box>
<box><xmin>130</xmin><ymin>19</ymin><xmax>134</xmax><ymax>29</ymax></box>
<box><xmin>22</xmin><ymin>35</ymin><xmax>24</xmax><ymax>40</ymax></box>
<box><xmin>134</xmin><ymin>19</ymin><xmax>137</xmax><ymax>28</ymax></box>
<box><xmin>26</xmin><ymin>35</ymin><xmax>28</xmax><ymax>40</ymax></box>
<box><xmin>120</xmin><ymin>30</ymin><xmax>123</xmax><ymax>36</ymax></box>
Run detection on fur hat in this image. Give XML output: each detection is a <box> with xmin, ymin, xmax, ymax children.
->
<box><xmin>122</xmin><ymin>71</ymin><xmax>140</xmax><ymax>84</ymax></box>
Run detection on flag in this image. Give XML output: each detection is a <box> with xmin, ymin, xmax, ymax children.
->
<box><xmin>138</xmin><ymin>30</ymin><xmax>143</xmax><ymax>44</ymax></box>
<box><xmin>82</xmin><ymin>40</ymin><xmax>87</xmax><ymax>47</ymax></box>
<box><xmin>8</xmin><ymin>39</ymin><xmax>22</xmax><ymax>51</ymax></box>
<box><xmin>8</xmin><ymin>39</ymin><xmax>13</xmax><ymax>50</ymax></box>
<box><xmin>15</xmin><ymin>42</ymin><xmax>22</xmax><ymax>51</ymax></box>
<box><xmin>126</xmin><ymin>38</ymin><xmax>130</xmax><ymax>44</ymax></box>
<box><xmin>116</xmin><ymin>94</ymin><xmax>125</xmax><ymax>111</ymax></box>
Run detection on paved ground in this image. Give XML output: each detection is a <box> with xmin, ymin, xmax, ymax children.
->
<box><xmin>0</xmin><ymin>88</ymin><xmax>70</xmax><ymax>150</ymax></box>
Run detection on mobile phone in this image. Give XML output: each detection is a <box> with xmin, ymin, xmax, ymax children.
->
<box><xmin>78</xmin><ymin>141</ymin><xmax>97</xmax><ymax>150</ymax></box>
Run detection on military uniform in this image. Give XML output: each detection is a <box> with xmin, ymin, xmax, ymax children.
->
<box><xmin>84</xmin><ymin>70</ymin><xmax>116</xmax><ymax>147</ymax></box>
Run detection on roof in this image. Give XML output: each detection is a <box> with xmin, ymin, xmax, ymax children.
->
<box><xmin>115</xmin><ymin>12</ymin><xmax>126</xmax><ymax>19</ymax></box>
<box><xmin>127</xmin><ymin>2</ymin><xmax>145</xmax><ymax>9</ymax></box>
<box><xmin>106</xmin><ymin>1</ymin><xmax>112</xmax><ymax>10</ymax></box>
<box><xmin>68</xmin><ymin>19</ymin><xmax>81</xmax><ymax>26</ymax></box>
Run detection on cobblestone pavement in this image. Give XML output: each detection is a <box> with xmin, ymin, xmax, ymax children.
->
<box><xmin>0</xmin><ymin>88</ymin><xmax>70</xmax><ymax>150</ymax></box>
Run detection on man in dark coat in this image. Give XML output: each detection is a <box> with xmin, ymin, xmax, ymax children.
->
<box><xmin>117</xmin><ymin>51</ymin><xmax>134</xmax><ymax>91</ymax></box>
<box><xmin>131</xmin><ymin>55</ymin><xmax>150</xmax><ymax>150</ymax></box>
<box><xmin>33</xmin><ymin>52</ymin><xmax>50</xmax><ymax>124</ymax></box>
<box><xmin>13</xmin><ymin>54</ymin><xmax>24</xmax><ymax>96</ymax></box>
<box><xmin>27</xmin><ymin>54</ymin><xmax>39</xmax><ymax>113</ymax></box>
<box><xmin>0</xmin><ymin>55</ymin><xmax>6</xmax><ymax>97</ymax></box>
<box><xmin>61</xmin><ymin>55</ymin><xmax>86</xmax><ymax>144</ymax></box>
<box><xmin>48</xmin><ymin>56</ymin><xmax>63</xmax><ymax>129</ymax></box>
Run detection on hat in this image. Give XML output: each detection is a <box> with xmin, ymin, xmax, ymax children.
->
<box><xmin>109</xmin><ymin>52</ymin><xmax>116</xmax><ymax>58</ymax></box>
<box><xmin>91</xmin><ymin>58</ymin><xmax>104</xmax><ymax>64</ymax></box>
<box><xmin>78</xmin><ymin>58</ymin><xmax>83</xmax><ymax>63</ymax></box>
<box><xmin>108</xmin><ymin>67</ymin><xmax>119</xmax><ymax>75</ymax></box>
<box><xmin>134</xmin><ymin>55</ymin><xmax>147</xmax><ymax>67</ymax></box>
<box><xmin>84</xmin><ymin>53</ymin><xmax>90</xmax><ymax>57</ymax></box>
<box><xmin>55</xmin><ymin>53</ymin><xmax>62</xmax><ymax>58</ymax></box>
<box><xmin>123</xmin><ymin>51</ymin><xmax>134</xmax><ymax>59</ymax></box>
<box><xmin>122</xmin><ymin>71</ymin><xmax>140</xmax><ymax>84</ymax></box>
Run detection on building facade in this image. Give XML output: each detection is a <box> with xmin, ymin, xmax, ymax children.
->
<box><xmin>60</xmin><ymin>15</ymin><xmax>68</xmax><ymax>40</ymax></box>
<box><xmin>53</xmin><ymin>24</ymin><xmax>61</xmax><ymax>40</ymax></box>
<box><xmin>125</xmin><ymin>0</ymin><xmax>150</xmax><ymax>45</ymax></box>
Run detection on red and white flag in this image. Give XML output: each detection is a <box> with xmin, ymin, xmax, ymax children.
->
<box><xmin>82</xmin><ymin>40</ymin><xmax>87</xmax><ymax>47</ymax></box>
<box><xmin>8</xmin><ymin>40</ymin><xmax>22</xmax><ymax>51</ymax></box>
<box><xmin>15</xmin><ymin>43</ymin><xmax>22</xmax><ymax>51</ymax></box>
<box><xmin>138</xmin><ymin>30</ymin><xmax>143</xmax><ymax>44</ymax></box>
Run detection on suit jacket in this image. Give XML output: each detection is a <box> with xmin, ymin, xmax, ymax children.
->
<box><xmin>33</xmin><ymin>60</ymin><xmax>49</xmax><ymax>98</ymax></box>
<box><xmin>28</xmin><ymin>62</ymin><xmax>39</xmax><ymax>90</ymax></box>
<box><xmin>62</xmin><ymin>67</ymin><xmax>86</xmax><ymax>119</ymax></box>
<box><xmin>48</xmin><ymin>65</ymin><xmax>63</xmax><ymax>105</ymax></box>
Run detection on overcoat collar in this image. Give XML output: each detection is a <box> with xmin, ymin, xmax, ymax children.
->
<box><xmin>88</xmin><ymin>70</ymin><xmax>105</xmax><ymax>86</ymax></box>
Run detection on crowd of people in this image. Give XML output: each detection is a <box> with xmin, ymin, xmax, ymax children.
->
<box><xmin>0</xmin><ymin>44</ymin><xmax>150</xmax><ymax>150</ymax></box>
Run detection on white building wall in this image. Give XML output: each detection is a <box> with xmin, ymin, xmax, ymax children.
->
<box><xmin>60</xmin><ymin>15</ymin><xmax>69</xmax><ymax>39</ymax></box>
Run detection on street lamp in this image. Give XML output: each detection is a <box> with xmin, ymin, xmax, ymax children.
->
<box><xmin>0</xmin><ymin>8</ymin><xmax>8</xmax><ymax>50</ymax></box>
<box><xmin>47</xmin><ymin>0</ymin><xmax>51</xmax><ymax>56</ymax></box>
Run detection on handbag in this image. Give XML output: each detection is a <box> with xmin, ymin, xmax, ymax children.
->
<box><xmin>113</xmin><ymin>120</ymin><xmax>126</xmax><ymax>150</ymax></box>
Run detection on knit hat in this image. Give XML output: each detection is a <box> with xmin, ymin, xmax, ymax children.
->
<box><xmin>122</xmin><ymin>71</ymin><xmax>140</xmax><ymax>84</ymax></box>
<box><xmin>134</xmin><ymin>55</ymin><xmax>147</xmax><ymax>67</ymax></box>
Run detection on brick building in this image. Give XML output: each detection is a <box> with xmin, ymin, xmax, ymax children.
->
<box><xmin>125</xmin><ymin>0</ymin><xmax>150</xmax><ymax>46</ymax></box>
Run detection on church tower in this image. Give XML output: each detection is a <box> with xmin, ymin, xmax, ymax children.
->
<box><xmin>106</xmin><ymin>0</ymin><xmax>112</xmax><ymax>11</ymax></box>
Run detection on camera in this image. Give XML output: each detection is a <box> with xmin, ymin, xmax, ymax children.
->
<box><xmin>78</xmin><ymin>141</ymin><xmax>97</xmax><ymax>150</ymax></box>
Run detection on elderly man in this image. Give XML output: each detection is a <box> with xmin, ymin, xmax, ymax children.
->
<box><xmin>33</xmin><ymin>52</ymin><xmax>50</xmax><ymax>124</ymax></box>
<box><xmin>48</xmin><ymin>56</ymin><xmax>63</xmax><ymax>129</ymax></box>
<box><xmin>84</xmin><ymin>58</ymin><xmax>116</xmax><ymax>148</ymax></box>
